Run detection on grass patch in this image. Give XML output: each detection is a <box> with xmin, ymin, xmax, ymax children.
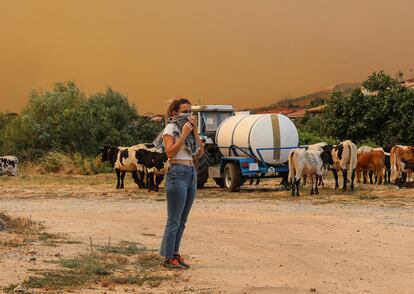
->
<box><xmin>0</xmin><ymin>211</ymin><xmax>44</xmax><ymax>234</ymax></box>
<box><xmin>0</xmin><ymin>211</ymin><xmax>79</xmax><ymax>250</ymax></box>
<box><xmin>22</xmin><ymin>151</ymin><xmax>113</xmax><ymax>176</ymax></box>
<box><xmin>59</xmin><ymin>254</ymin><xmax>116</xmax><ymax>275</ymax></box>
<box><xmin>96</xmin><ymin>240</ymin><xmax>148</xmax><ymax>256</ymax></box>
<box><xmin>5</xmin><ymin>241</ymin><xmax>176</xmax><ymax>293</ymax></box>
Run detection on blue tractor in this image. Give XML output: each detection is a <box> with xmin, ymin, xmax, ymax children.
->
<box><xmin>192</xmin><ymin>105</ymin><xmax>299</xmax><ymax>192</ymax></box>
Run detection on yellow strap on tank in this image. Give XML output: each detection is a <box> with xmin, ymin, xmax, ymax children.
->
<box><xmin>271</xmin><ymin>114</ymin><xmax>280</xmax><ymax>160</ymax></box>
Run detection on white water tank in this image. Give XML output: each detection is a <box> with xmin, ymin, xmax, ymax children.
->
<box><xmin>215</xmin><ymin>114</ymin><xmax>299</xmax><ymax>164</ymax></box>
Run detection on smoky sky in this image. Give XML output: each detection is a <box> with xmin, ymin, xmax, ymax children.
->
<box><xmin>0</xmin><ymin>0</ymin><xmax>413</xmax><ymax>114</ymax></box>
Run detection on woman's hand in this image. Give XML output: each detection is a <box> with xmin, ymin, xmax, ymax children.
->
<box><xmin>181</xmin><ymin>122</ymin><xmax>193</xmax><ymax>138</ymax></box>
<box><xmin>188</xmin><ymin>116</ymin><xmax>197</xmax><ymax>134</ymax></box>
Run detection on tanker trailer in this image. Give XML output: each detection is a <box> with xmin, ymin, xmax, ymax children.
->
<box><xmin>192</xmin><ymin>105</ymin><xmax>300</xmax><ymax>192</ymax></box>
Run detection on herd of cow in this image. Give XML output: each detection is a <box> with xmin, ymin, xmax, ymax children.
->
<box><xmin>1</xmin><ymin>141</ymin><xmax>414</xmax><ymax>196</ymax></box>
<box><xmin>288</xmin><ymin>140</ymin><xmax>414</xmax><ymax>196</ymax></box>
<box><xmin>100</xmin><ymin>143</ymin><xmax>169</xmax><ymax>192</ymax></box>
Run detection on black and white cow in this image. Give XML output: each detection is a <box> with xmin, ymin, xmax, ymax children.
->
<box><xmin>331</xmin><ymin>140</ymin><xmax>358</xmax><ymax>191</ymax></box>
<box><xmin>101</xmin><ymin>143</ymin><xmax>161</xmax><ymax>190</ymax></box>
<box><xmin>135</xmin><ymin>148</ymin><xmax>169</xmax><ymax>192</ymax></box>
<box><xmin>0</xmin><ymin>156</ymin><xmax>19</xmax><ymax>176</ymax></box>
<box><xmin>101</xmin><ymin>145</ymin><xmax>142</xmax><ymax>189</ymax></box>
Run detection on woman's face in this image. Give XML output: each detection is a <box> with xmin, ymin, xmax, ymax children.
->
<box><xmin>175</xmin><ymin>103</ymin><xmax>192</xmax><ymax>116</ymax></box>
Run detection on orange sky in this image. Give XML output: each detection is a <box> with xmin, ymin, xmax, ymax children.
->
<box><xmin>1</xmin><ymin>0</ymin><xmax>413</xmax><ymax>114</ymax></box>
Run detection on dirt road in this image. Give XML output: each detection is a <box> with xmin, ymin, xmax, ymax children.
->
<box><xmin>1</xmin><ymin>176</ymin><xmax>413</xmax><ymax>293</ymax></box>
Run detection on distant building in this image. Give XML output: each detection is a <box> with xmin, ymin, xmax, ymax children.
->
<box><xmin>361</xmin><ymin>78</ymin><xmax>414</xmax><ymax>96</ymax></box>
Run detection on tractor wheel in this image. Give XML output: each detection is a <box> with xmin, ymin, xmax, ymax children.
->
<box><xmin>196</xmin><ymin>153</ymin><xmax>210</xmax><ymax>189</ymax></box>
<box><xmin>224</xmin><ymin>162</ymin><xmax>242</xmax><ymax>192</ymax></box>
<box><xmin>213</xmin><ymin>178</ymin><xmax>225</xmax><ymax>188</ymax></box>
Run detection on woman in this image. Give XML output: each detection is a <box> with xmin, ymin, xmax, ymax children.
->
<box><xmin>159</xmin><ymin>98</ymin><xmax>204</xmax><ymax>269</ymax></box>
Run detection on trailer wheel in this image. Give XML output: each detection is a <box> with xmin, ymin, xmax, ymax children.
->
<box><xmin>213</xmin><ymin>178</ymin><xmax>225</xmax><ymax>188</ymax></box>
<box><xmin>224</xmin><ymin>162</ymin><xmax>242</xmax><ymax>192</ymax></box>
<box><xmin>196</xmin><ymin>153</ymin><xmax>210</xmax><ymax>189</ymax></box>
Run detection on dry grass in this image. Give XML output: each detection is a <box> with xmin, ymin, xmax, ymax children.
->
<box><xmin>4</xmin><ymin>241</ymin><xmax>177</xmax><ymax>293</ymax></box>
<box><xmin>19</xmin><ymin>151</ymin><xmax>112</xmax><ymax>176</ymax></box>
<box><xmin>0</xmin><ymin>211</ymin><xmax>80</xmax><ymax>251</ymax></box>
<box><xmin>0</xmin><ymin>211</ymin><xmax>44</xmax><ymax>234</ymax></box>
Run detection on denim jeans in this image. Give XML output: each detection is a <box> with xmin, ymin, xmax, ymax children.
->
<box><xmin>160</xmin><ymin>163</ymin><xmax>197</xmax><ymax>259</ymax></box>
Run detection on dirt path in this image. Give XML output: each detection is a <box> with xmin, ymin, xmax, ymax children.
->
<box><xmin>2</xmin><ymin>189</ymin><xmax>414</xmax><ymax>293</ymax></box>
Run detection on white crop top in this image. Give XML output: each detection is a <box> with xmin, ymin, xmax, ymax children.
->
<box><xmin>162</xmin><ymin>123</ymin><xmax>193</xmax><ymax>160</ymax></box>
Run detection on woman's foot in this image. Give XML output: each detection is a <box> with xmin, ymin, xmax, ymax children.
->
<box><xmin>163</xmin><ymin>257</ymin><xmax>186</xmax><ymax>269</ymax></box>
<box><xmin>174</xmin><ymin>253</ymin><xmax>190</xmax><ymax>268</ymax></box>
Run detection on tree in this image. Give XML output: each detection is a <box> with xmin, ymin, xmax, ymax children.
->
<box><xmin>0</xmin><ymin>81</ymin><xmax>162</xmax><ymax>160</ymax></box>
<box><xmin>319</xmin><ymin>71</ymin><xmax>414</xmax><ymax>148</ymax></box>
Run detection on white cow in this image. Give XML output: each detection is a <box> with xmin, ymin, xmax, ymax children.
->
<box><xmin>288</xmin><ymin>146</ymin><xmax>334</xmax><ymax>196</ymax></box>
<box><xmin>305</xmin><ymin>142</ymin><xmax>330</xmax><ymax>186</ymax></box>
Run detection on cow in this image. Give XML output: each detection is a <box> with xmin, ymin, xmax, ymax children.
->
<box><xmin>304</xmin><ymin>142</ymin><xmax>329</xmax><ymax>186</ymax></box>
<box><xmin>101</xmin><ymin>145</ymin><xmax>143</xmax><ymax>189</ymax></box>
<box><xmin>390</xmin><ymin>145</ymin><xmax>414</xmax><ymax>185</ymax></box>
<box><xmin>288</xmin><ymin>145</ymin><xmax>334</xmax><ymax>196</ymax></box>
<box><xmin>0</xmin><ymin>156</ymin><xmax>19</xmax><ymax>176</ymax></box>
<box><xmin>331</xmin><ymin>140</ymin><xmax>358</xmax><ymax>192</ymax></box>
<box><xmin>356</xmin><ymin>150</ymin><xmax>385</xmax><ymax>185</ymax></box>
<box><xmin>135</xmin><ymin>148</ymin><xmax>169</xmax><ymax>192</ymax></box>
<box><xmin>357</xmin><ymin>146</ymin><xmax>390</xmax><ymax>184</ymax></box>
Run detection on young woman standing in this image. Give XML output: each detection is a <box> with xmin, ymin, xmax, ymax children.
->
<box><xmin>159</xmin><ymin>98</ymin><xmax>204</xmax><ymax>269</ymax></box>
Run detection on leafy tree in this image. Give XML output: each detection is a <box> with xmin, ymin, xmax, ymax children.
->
<box><xmin>0</xmin><ymin>81</ymin><xmax>162</xmax><ymax>160</ymax></box>
<box><xmin>317</xmin><ymin>71</ymin><xmax>414</xmax><ymax>148</ymax></box>
<box><xmin>362</xmin><ymin>70</ymin><xmax>401</xmax><ymax>92</ymax></box>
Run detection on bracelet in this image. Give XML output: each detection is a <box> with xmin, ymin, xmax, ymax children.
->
<box><xmin>179</xmin><ymin>135</ymin><xmax>186</xmax><ymax>141</ymax></box>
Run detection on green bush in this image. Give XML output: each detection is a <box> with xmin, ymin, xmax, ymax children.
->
<box><xmin>298</xmin><ymin>130</ymin><xmax>338</xmax><ymax>146</ymax></box>
<box><xmin>40</xmin><ymin>151</ymin><xmax>72</xmax><ymax>173</ymax></box>
<box><xmin>34</xmin><ymin>151</ymin><xmax>113</xmax><ymax>175</ymax></box>
<box><xmin>0</xmin><ymin>81</ymin><xmax>162</xmax><ymax>161</ymax></box>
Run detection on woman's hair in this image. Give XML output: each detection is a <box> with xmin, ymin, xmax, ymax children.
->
<box><xmin>165</xmin><ymin>98</ymin><xmax>191</xmax><ymax>122</ymax></box>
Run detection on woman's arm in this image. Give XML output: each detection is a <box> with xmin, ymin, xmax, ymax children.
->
<box><xmin>163</xmin><ymin>122</ymin><xmax>193</xmax><ymax>159</ymax></box>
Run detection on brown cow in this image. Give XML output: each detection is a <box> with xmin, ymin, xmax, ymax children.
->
<box><xmin>390</xmin><ymin>145</ymin><xmax>414</xmax><ymax>184</ymax></box>
<box><xmin>356</xmin><ymin>150</ymin><xmax>385</xmax><ymax>185</ymax></box>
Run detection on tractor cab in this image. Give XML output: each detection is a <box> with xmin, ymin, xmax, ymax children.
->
<box><xmin>191</xmin><ymin>105</ymin><xmax>234</xmax><ymax>144</ymax></box>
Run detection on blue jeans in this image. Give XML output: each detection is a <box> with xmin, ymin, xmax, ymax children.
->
<box><xmin>160</xmin><ymin>164</ymin><xmax>197</xmax><ymax>259</ymax></box>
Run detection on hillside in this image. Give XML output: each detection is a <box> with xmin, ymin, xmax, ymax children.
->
<box><xmin>247</xmin><ymin>82</ymin><xmax>360</xmax><ymax>112</ymax></box>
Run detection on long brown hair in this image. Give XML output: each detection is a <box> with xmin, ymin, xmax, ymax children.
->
<box><xmin>165</xmin><ymin>98</ymin><xmax>191</xmax><ymax>123</ymax></box>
